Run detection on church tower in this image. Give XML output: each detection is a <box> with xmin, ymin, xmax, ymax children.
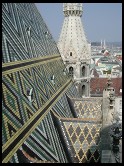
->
<box><xmin>58</xmin><ymin>3</ymin><xmax>91</xmax><ymax>97</ymax></box>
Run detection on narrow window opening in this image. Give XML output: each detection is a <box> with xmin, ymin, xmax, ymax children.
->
<box><xmin>70</xmin><ymin>52</ymin><xmax>72</xmax><ymax>56</ymax></box>
<box><xmin>69</xmin><ymin>67</ymin><xmax>73</xmax><ymax>77</ymax></box>
<box><xmin>82</xmin><ymin>66</ymin><xmax>85</xmax><ymax>76</ymax></box>
<box><xmin>82</xmin><ymin>85</ymin><xmax>85</xmax><ymax>96</ymax></box>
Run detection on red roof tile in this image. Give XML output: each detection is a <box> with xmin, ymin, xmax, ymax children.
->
<box><xmin>90</xmin><ymin>78</ymin><xmax>122</xmax><ymax>96</ymax></box>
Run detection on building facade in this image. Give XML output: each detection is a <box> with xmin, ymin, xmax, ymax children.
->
<box><xmin>57</xmin><ymin>3</ymin><xmax>91</xmax><ymax>97</ymax></box>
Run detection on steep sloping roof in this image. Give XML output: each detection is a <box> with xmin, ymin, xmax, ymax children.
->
<box><xmin>90</xmin><ymin>78</ymin><xmax>122</xmax><ymax>96</ymax></box>
<box><xmin>52</xmin><ymin>111</ymin><xmax>102</xmax><ymax>163</ymax></box>
<box><xmin>2</xmin><ymin>3</ymin><xmax>80</xmax><ymax>163</ymax></box>
<box><xmin>66</xmin><ymin>96</ymin><xmax>102</xmax><ymax>119</ymax></box>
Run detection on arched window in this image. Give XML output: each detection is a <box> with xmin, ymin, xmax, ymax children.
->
<box><xmin>69</xmin><ymin>67</ymin><xmax>73</xmax><ymax>77</ymax></box>
<box><xmin>82</xmin><ymin>85</ymin><xmax>85</xmax><ymax>96</ymax></box>
<box><xmin>70</xmin><ymin>52</ymin><xmax>72</xmax><ymax>56</ymax></box>
<box><xmin>82</xmin><ymin>66</ymin><xmax>85</xmax><ymax>76</ymax></box>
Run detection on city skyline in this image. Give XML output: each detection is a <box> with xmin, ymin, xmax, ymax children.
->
<box><xmin>35</xmin><ymin>3</ymin><xmax>122</xmax><ymax>43</ymax></box>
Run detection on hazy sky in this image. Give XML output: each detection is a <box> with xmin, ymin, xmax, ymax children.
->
<box><xmin>35</xmin><ymin>3</ymin><xmax>122</xmax><ymax>43</ymax></box>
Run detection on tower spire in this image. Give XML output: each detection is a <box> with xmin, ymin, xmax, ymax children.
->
<box><xmin>58</xmin><ymin>3</ymin><xmax>91</xmax><ymax>97</ymax></box>
<box><xmin>104</xmin><ymin>39</ymin><xmax>106</xmax><ymax>49</ymax></box>
<box><xmin>101</xmin><ymin>39</ymin><xmax>102</xmax><ymax>48</ymax></box>
<box><xmin>63</xmin><ymin>3</ymin><xmax>83</xmax><ymax>17</ymax></box>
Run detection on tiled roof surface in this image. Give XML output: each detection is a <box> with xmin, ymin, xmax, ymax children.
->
<box><xmin>90</xmin><ymin>78</ymin><xmax>122</xmax><ymax>96</ymax></box>
<box><xmin>73</xmin><ymin>100</ymin><xmax>102</xmax><ymax>119</ymax></box>
<box><xmin>53</xmin><ymin>112</ymin><xmax>102</xmax><ymax>163</ymax></box>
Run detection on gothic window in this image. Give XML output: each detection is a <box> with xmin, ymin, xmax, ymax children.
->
<box><xmin>82</xmin><ymin>66</ymin><xmax>85</xmax><ymax>76</ymax></box>
<box><xmin>70</xmin><ymin>52</ymin><xmax>72</xmax><ymax>56</ymax></box>
<box><xmin>82</xmin><ymin>85</ymin><xmax>85</xmax><ymax>96</ymax></box>
<box><xmin>69</xmin><ymin>66</ymin><xmax>73</xmax><ymax>77</ymax></box>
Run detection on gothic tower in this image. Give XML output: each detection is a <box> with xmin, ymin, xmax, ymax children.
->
<box><xmin>58</xmin><ymin>3</ymin><xmax>91</xmax><ymax>97</ymax></box>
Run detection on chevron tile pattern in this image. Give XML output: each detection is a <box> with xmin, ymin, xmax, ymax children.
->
<box><xmin>2</xmin><ymin>3</ymin><xmax>59</xmax><ymax>63</ymax></box>
<box><xmin>2</xmin><ymin>63</ymin><xmax>78</xmax><ymax>163</ymax></box>
<box><xmin>63</xmin><ymin>121</ymin><xmax>102</xmax><ymax>163</ymax></box>
<box><xmin>73</xmin><ymin>99</ymin><xmax>102</xmax><ymax>119</ymax></box>
<box><xmin>2</xmin><ymin>3</ymin><xmax>80</xmax><ymax>163</ymax></box>
<box><xmin>2</xmin><ymin>3</ymin><xmax>102</xmax><ymax>163</ymax></box>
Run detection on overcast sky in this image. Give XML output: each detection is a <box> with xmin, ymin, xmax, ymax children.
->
<box><xmin>35</xmin><ymin>3</ymin><xmax>122</xmax><ymax>43</ymax></box>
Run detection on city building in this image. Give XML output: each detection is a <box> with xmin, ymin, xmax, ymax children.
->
<box><xmin>90</xmin><ymin>77</ymin><xmax>122</xmax><ymax>97</ymax></box>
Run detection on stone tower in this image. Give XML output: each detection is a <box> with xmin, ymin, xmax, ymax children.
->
<box><xmin>58</xmin><ymin>3</ymin><xmax>91</xmax><ymax>97</ymax></box>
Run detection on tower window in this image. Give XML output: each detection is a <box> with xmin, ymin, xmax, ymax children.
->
<box><xmin>82</xmin><ymin>85</ymin><xmax>85</xmax><ymax>96</ymax></box>
<box><xmin>69</xmin><ymin>66</ymin><xmax>73</xmax><ymax>77</ymax></box>
<box><xmin>82</xmin><ymin>66</ymin><xmax>85</xmax><ymax>76</ymax></box>
<box><xmin>70</xmin><ymin>52</ymin><xmax>72</xmax><ymax>56</ymax></box>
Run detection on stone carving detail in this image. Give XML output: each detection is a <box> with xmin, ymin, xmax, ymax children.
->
<box><xmin>65</xmin><ymin>41</ymin><xmax>77</xmax><ymax>59</ymax></box>
<box><xmin>81</xmin><ymin>45</ymin><xmax>89</xmax><ymax>59</ymax></box>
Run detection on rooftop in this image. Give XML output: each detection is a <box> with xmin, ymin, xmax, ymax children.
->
<box><xmin>90</xmin><ymin>78</ymin><xmax>122</xmax><ymax>97</ymax></box>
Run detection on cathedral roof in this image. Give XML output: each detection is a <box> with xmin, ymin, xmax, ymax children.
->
<box><xmin>66</xmin><ymin>95</ymin><xmax>102</xmax><ymax>119</ymax></box>
<box><xmin>2</xmin><ymin>3</ymin><xmax>79</xmax><ymax>163</ymax></box>
<box><xmin>52</xmin><ymin>111</ymin><xmax>102</xmax><ymax>163</ymax></box>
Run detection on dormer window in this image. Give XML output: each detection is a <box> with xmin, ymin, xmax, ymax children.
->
<box><xmin>26</xmin><ymin>26</ymin><xmax>31</xmax><ymax>36</ymax></box>
<box><xmin>96</xmin><ymin>88</ymin><xmax>100</xmax><ymax>92</ymax></box>
<box><xmin>27</xmin><ymin>88</ymin><xmax>33</xmax><ymax>102</ymax></box>
<box><xmin>51</xmin><ymin>75</ymin><xmax>55</xmax><ymax>85</ymax></box>
<box><xmin>70</xmin><ymin>52</ymin><xmax>72</xmax><ymax>56</ymax></box>
<box><xmin>63</xmin><ymin>68</ymin><xmax>66</xmax><ymax>75</ymax></box>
